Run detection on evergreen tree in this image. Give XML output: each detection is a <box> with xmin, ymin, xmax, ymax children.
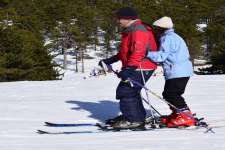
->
<box><xmin>203</xmin><ymin>3</ymin><xmax>225</xmax><ymax>73</ymax></box>
<box><xmin>0</xmin><ymin>1</ymin><xmax>59</xmax><ymax>81</ymax></box>
<box><xmin>95</xmin><ymin>0</ymin><xmax>123</xmax><ymax>58</ymax></box>
<box><xmin>0</xmin><ymin>27</ymin><xmax>59</xmax><ymax>81</ymax></box>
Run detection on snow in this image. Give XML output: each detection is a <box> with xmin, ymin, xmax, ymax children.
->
<box><xmin>1</xmin><ymin>54</ymin><xmax>225</xmax><ymax>150</ymax></box>
<box><xmin>197</xmin><ymin>23</ymin><xmax>207</xmax><ymax>32</ymax></box>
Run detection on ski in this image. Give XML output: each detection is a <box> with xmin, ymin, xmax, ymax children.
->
<box><xmin>42</xmin><ymin>117</ymin><xmax>225</xmax><ymax>134</ymax></box>
<box><xmin>37</xmin><ymin>127</ymin><xmax>153</xmax><ymax>135</ymax></box>
<box><xmin>44</xmin><ymin>121</ymin><xmax>98</xmax><ymax>127</ymax></box>
<box><xmin>37</xmin><ymin>129</ymin><xmax>96</xmax><ymax>134</ymax></box>
<box><xmin>37</xmin><ymin>124</ymin><xmax>225</xmax><ymax>135</ymax></box>
<box><xmin>38</xmin><ymin>120</ymin><xmax>225</xmax><ymax>135</ymax></box>
<box><xmin>36</xmin><ymin>129</ymin><xmax>151</xmax><ymax>134</ymax></box>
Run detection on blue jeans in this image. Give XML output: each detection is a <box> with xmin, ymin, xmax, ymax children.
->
<box><xmin>116</xmin><ymin>70</ymin><xmax>154</xmax><ymax>122</ymax></box>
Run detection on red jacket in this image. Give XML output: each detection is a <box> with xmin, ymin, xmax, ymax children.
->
<box><xmin>115</xmin><ymin>19</ymin><xmax>158</xmax><ymax>70</ymax></box>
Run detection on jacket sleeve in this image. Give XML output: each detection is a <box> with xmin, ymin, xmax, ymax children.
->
<box><xmin>147</xmin><ymin>36</ymin><xmax>171</xmax><ymax>63</ymax></box>
<box><xmin>103</xmin><ymin>55</ymin><xmax>119</xmax><ymax>65</ymax></box>
<box><xmin>127</xmin><ymin>30</ymin><xmax>148</xmax><ymax>67</ymax></box>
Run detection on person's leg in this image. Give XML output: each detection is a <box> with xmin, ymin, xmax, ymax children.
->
<box><xmin>162</xmin><ymin>77</ymin><xmax>190</xmax><ymax>110</ymax></box>
<box><xmin>120</xmin><ymin>96</ymin><xmax>146</xmax><ymax>122</ymax></box>
<box><xmin>116</xmin><ymin>70</ymin><xmax>154</xmax><ymax>123</ymax></box>
<box><xmin>162</xmin><ymin>77</ymin><xmax>196</xmax><ymax>127</ymax></box>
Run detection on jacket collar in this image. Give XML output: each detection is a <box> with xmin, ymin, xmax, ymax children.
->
<box><xmin>123</xmin><ymin>19</ymin><xmax>141</xmax><ymax>33</ymax></box>
<box><xmin>127</xmin><ymin>19</ymin><xmax>139</xmax><ymax>27</ymax></box>
<box><xmin>163</xmin><ymin>28</ymin><xmax>174</xmax><ymax>35</ymax></box>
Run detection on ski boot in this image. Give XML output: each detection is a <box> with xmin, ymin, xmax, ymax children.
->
<box><xmin>105</xmin><ymin>115</ymin><xmax>126</xmax><ymax>125</ymax></box>
<box><xmin>111</xmin><ymin>119</ymin><xmax>145</xmax><ymax>130</ymax></box>
<box><xmin>145</xmin><ymin>116</ymin><xmax>165</xmax><ymax>128</ymax></box>
<box><xmin>166</xmin><ymin>110</ymin><xmax>197</xmax><ymax>128</ymax></box>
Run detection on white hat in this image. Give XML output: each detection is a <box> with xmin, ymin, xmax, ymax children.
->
<box><xmin>153</xmin><ymin>16</ymin><xmax>173</xmax><ymax>29</ymax></box>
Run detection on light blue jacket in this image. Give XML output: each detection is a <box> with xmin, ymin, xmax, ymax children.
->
<box><xmin>147</xmin><ymin>29</ymin><xmax>193</xmax><ymax>80</ymax></box>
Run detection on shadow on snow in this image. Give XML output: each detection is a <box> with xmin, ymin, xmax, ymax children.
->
<box><xmin>66</xmin><ymin>100</ymin><xmax>120</xmax><ymax>122</ymax></box>
<box><xmin>66</xmin><ymin>99</ymin><xmax>155</xmax><ymax>122</ymax></box>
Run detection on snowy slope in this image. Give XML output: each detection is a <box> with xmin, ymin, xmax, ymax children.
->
<box><xmin>1</xmin><ymin>55</ymin><xmax>225</xmax><ymax>150</ymax></box>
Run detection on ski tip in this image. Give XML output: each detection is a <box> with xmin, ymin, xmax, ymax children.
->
<box><xmin>44</xmin><ymin>122</ymin><xmax>50</xmax><ymax>126</ymax></box>
<box><xmin>37</xmin><ymin>130</ymin><xmax>48</xmax><ymax>134</ymax></box>
<box><xmin>44</xmin><ymin>122</ymin><xmax>55</xmax><ymax>126</ymax></box>
<box><xmin>95</xmin><ymin>123</ymin><xmax>109</xmax><ymax>129</ymax></box>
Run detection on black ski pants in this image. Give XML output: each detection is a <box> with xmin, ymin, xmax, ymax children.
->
<box><xmin>162</xmin><ymin>77</ymin><xmax>190</xmax><ymax>110</ymax></box>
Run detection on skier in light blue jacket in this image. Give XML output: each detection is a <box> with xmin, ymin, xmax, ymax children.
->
<box><xmin>147</xmin><ymin>16</ymin><xmax>196</xmax><ymax>128</ymax></box>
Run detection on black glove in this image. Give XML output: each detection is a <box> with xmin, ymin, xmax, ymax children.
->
<box><xmin>98</xmin><ymin>59</ymin><xmax>113</xmax><ymax>72</ymax></box>
<box><xmin>98</xmin><ymin>60</ymin><xmax>105</xmax><ymax>68</ymax></box>
<box><xmin>98</xmin><ymin>56</ymin><xmax>118</xmax><ymax>67</ymax></box>
<box><xmin>98</xmin><ymin>60</ymin><xmax>108</xmax><ymax>71</ymax></box>
<box><xmin>117</xmin><ymin>66</ymin><xmax>136</xmax><ymax>81</ymax></box>
<box><xmin>98</xmin><ymin>59</ymin><xmax>108</xmax><ymax>68</ymax></box>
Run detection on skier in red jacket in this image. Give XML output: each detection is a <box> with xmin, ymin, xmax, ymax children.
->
<box><xmin>99</xmin><ymin>7</ymin><xmax>158</xmax><ymax>129</ymax></box>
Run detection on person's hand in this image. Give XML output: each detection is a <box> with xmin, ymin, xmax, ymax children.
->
<box><xmin>98</xmin><ymin>60</ymin><xmax>105</xmax><ymax>68</ymax></box>
<box><xmin>98</xmin><ymin>59</ymin><xmax>112</xmax><ymax>72</ymax></box>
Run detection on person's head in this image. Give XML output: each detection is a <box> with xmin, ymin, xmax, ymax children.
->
<box><xmin>152</xmin><ymin>16</ymin><xmax>174</xmax><ymax>35</ymax></box>
<box><xmin>115</xmin><ymin>7</ymin><xmax>138</xmax><ymax>28</ymax></box>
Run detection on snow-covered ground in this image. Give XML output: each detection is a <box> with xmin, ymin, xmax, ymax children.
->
<box><xmin>1</xmin><ymin>53</ymin><xmax>225</xmax><ymax>150</ymax></box>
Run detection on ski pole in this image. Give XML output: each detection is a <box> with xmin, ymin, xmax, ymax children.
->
<box><xmin>139</xmin><ymin>63</ymin><xmax>158</xmax><ymax>123</ymax></box>
<box><xmin>141</xmin><ymin>96</ymin><xmax>162</xmax><ymax>116</ymax></box>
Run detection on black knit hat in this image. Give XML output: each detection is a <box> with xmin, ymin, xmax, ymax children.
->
<box><xmin>116</xmin><ymin>7</ymin><xmax>138</xmax><ymax>19</ymax></box>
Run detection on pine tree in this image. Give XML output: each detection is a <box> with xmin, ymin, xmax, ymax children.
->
<box><xmin>204</xmin><ymin>3</ymin><xmax>225</xmax><ymax>73</ymax></box>
<box><xmin>0</xmin><ymin>0</ymin><xmax>59</xmax><ymax>81</ymax></box>
<box><xmin>0</xmin><ymin>27</ymin><xmax>59</xmax><ymax>81</ymax></box>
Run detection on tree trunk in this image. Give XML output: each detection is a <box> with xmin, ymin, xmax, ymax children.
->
<box><xmin>81</xmin><ymin>47</ymin><xmax>84</xmax><ymax>73</ymax></box>
<box><xmin>63</xmin><ymin>47</ymin><xmax>67</xmax><ymax>69</ymax></box>
<box><xmin>75</xmin><ymin>47</ymin><xmax>78</xmax><ymax>72</ymax></box>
